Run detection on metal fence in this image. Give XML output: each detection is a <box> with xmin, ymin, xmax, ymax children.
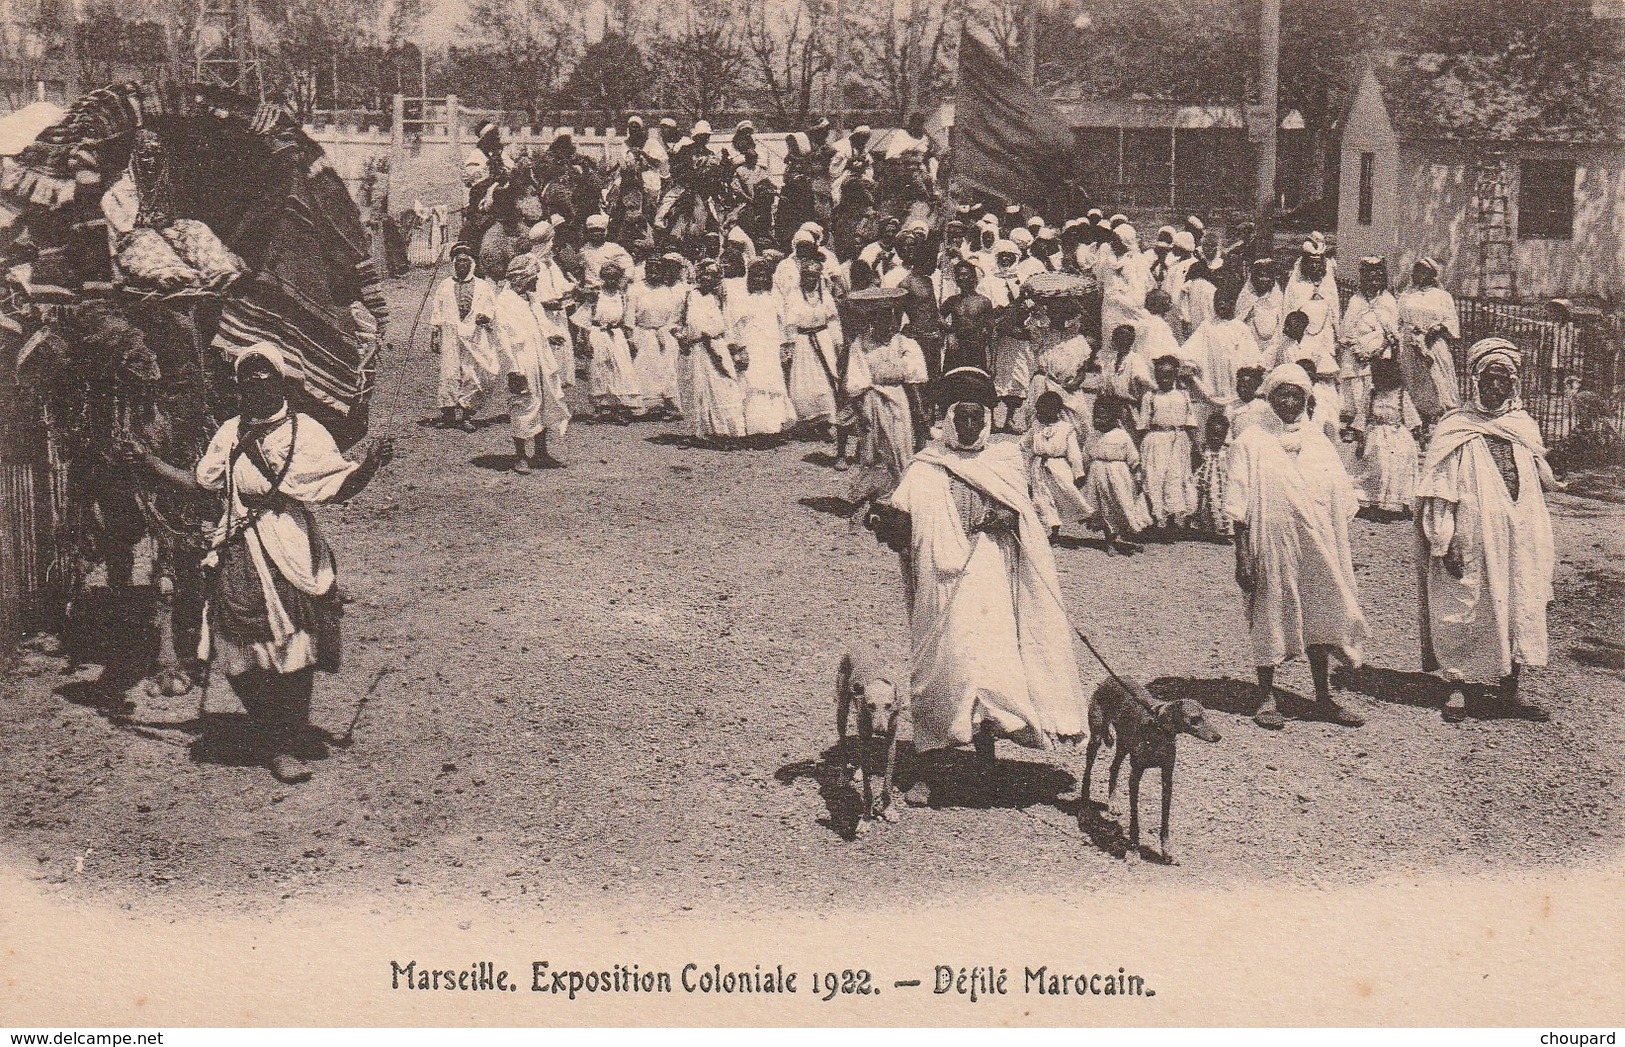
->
<box><xmin>1335</xmin><ymin>283</ymin><xmax>1622</xmax><ymax>453</ymax></box>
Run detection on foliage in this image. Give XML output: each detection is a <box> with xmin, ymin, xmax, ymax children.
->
<box><xmin>650</xmin><ymin>0</ymin><xmax>749</xmax><ymax>119</ymax></box>
<box><xmin>558</xmin><ymin>31</ymin><xmax>651</xmax><ymax>118</ymax></box>
<box><xmin>446</xmin><ymin>0</ymin><xmax>571</xmax><ymax>120</ymax></box>
<box><xmin>846</xmin><ymin>0</ymin><xmax>961</xmax><ymax>123</ymax></box>
<box><xmin>740</xmin><ymin>0</ymin><xmax>833</xmax><ymax>127</ymax></box>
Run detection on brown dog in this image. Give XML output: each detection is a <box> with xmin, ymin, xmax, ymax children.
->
<box><xmin>1082</xmin><ymin>676</ymin><xmax>1220</xmax><ymax>864</ymax></box>
<box><xmin>836</xmin><ymin>648</ymin><xmax>904</xmax><ymax>832</ymax></box>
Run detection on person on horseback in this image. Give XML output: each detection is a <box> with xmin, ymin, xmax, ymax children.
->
<box><xmin>536</xmin><ymin>130</ymin><xmax>600</xmax><ymax>248</ymax></box>
<box><xmin>609</xmin><ymin>116</ymin><xmax>659</xmax><ymax>245</ymax></box>
<box><xmin>655</xmin><ymin>121</ymin><xmax>734</xmax><ymax>256</ymax></box>
<box><xmin>830</xmin><ymin>124</ymin><xmax>873</xmax><ymax>210</ymax></box>
<box><xmin>464</xmin><ymin>122</ymin><xmax>532</xmax><ymax>276</ymax></box>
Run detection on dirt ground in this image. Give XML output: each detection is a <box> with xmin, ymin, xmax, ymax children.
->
<box><xmin>3</xmin><ymin>268</ymin><xmax>1622</xmax><ymax>921</ymax></box>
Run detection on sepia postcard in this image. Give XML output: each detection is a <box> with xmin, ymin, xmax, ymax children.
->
<box><xmin>1</xmin><ymin>0</ymin><xmax>1621</xmax><ymax>1029</ymax></box>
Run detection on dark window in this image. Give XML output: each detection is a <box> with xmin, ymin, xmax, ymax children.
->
<box><xmin>1358</xmin><ymin>152</ymin><xmax>1375</xmax><ymax>225</ymax></box>
<box><xmin>1518</xmin><ymin>159</ymin><xmax>1576</xmax><ymax>240</ymax></box>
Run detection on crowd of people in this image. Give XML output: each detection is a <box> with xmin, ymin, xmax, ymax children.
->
<box><xmin>422</xmin><ymin>116</ymin><xmax>1561</xmax><ymax>801</ymax></box>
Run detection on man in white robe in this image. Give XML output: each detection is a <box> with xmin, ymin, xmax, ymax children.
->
<box><xmin>429</xmin><ymin>242</ymin><xmax>499</xmax><ymax>431</ymax></box>
<box><xmin>125</xmin><ymin>342</ymin><xmax>391</xmax><ymax>783</ymax></box>
<box><xmin>871</xmin><ymin>366</ymin><xmax>1088</xmax><ymax>805</ymax></box>
<box><xmin>1226</xmin><ymin>364</ymin><xmax>1368</xmax><ymax>730</ymax></box>
<box><xmin>494</xmin><ymin>254</ymin><xmax>570</xmax><ymax>473</ymax></box>
<box><xmin>526</xmin><ymin>221</ymin><xmax>578</xmax><ymax>388</ymax></box>
<box><xmin>1416</xmin><ymin>339</ymin><xmax>1559</xmax><ymax>723</ymax></box>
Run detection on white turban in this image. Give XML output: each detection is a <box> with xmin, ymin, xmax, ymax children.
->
<box><xmin>234</xmin><ymin>341</ymin><xmax>289</xmax><ymax>377</ymax></box>
<box><xmin>1113</xmin><ymin>224</ymin><xmax>1139</xmax><ymax>246</ymax></box>
<box><xmin>1009</xmin><ymin>227</ymin><xmax>1034</xmax><ymax>247</ymax></box>
<box><xmin>1469</xmin><ymin>337</ymin><xmax>1522</xmax><ymax>374</ymax></box>
<box><xmin>584</xmin><ymin>213</ymin><xmax>609</xmax><ymax>232</ymax></box>
<box><xmin>1260</xmin><ymin>362</ymin><xmax>1312</xmax><ymax>398</ymax></box>
<box><xmin>1172</xmin><ymin>231</ymin><xmax>1196</xmax><ymax>252</ymax></box>
<box><xmin>991</xmin><ymin>239</ymin><xmax>1019</xmax><ymax>258</ymax></box>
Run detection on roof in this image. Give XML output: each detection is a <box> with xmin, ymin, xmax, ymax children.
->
<box><xmin>1368</xmin><ymin>52</ymin><xmax>1625</xmax><ymax>145</ymax></box>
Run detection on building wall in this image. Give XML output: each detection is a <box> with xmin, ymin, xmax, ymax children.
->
<box><xmin>1392</xmin><ymin>143</ymin><xmax>1625</xmax><ymax>301</ymax></box>
<box><xmin>1334</xmin><ymin>69</ymin><xmax>1401</xmax><ymax>266</ymax></box>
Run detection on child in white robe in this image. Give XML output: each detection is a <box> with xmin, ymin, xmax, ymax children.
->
<box><xmin>1354</xmin><ymin>357</ymin><xmax>1419</xmax><ymax>518</ymax></box>
<box><xmin>579</xmin><ymin>261</ymin><xmax>642</xmax><ymax>422</ymax></box>
<box><xmin>678</xmin><ymin>262</ymin><xmax>746</xmax><ymax>445</ymax></box>
<box><xmin>429</xmin><ymin>244</ymin><xmax>498</xmax><ymax>431</ymax></box>
<box><xmin>730</xmin><ymin>259</ymin><xmax>797</xmax><ymax>440</ymax></box>
<box><xmin>1082</xmin><ymin>397</ymin><xmax>1151</xmax><ymax>553</ymax></box>
<box><xmin>1021</xmin><ymin>391</ymin><xmax>1091</xmax><ymax>540</ymax></box>
<box><xmin>1138</xmin><ymin>355</ymin><xmax>1198</xmax><ymax>531</ymax></box>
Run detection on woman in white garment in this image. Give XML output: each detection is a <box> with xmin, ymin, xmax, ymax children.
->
<box><xmin>428</xmin><ymin>242</ymin><xmax>498</xmax><ymax>431</ymax></box>
<box><xmin>123</xmin><ymin>343</ymin><xmax>391</xmax><ymax>783</ymax></box>
<box><xmin>579</xmin><ymin>260</ymin><xmax>642</xmax><ymax>422</ymax></box>
<box><xmin>1235</xmin><ymin>257</ymin><xmax>1284</xmax><ymax>355</ymax></box>
<box><xmin>1397</xmin><ymin>257</ymin><xmax>1462</xmax><ymax>428</ymax></box>
<box><xmin>1417</xmin><ymin>338</ymin><xmax>1559</xmax><ymax>723</ymax></box>
<box><xmin>844</xmin><ymin>288</ymin><xmax>928</xmax><ymax>493</ymax></box>
<box><xmin>783</xmin><ymin>256</ymin><xmax>843</xmax><ymax>430</ymax></box>
<box><xmin>1226</xmin><ymin>363</ymin><xmax>1368</xmax><ymax>730</ymax></box>
<box><xmin>868</xmin><ymin>366</ymin><xmax>1088</xmax><ymax>807</ymax></box>
<box><xmin>493</xmin><ymin>253</ymin><xmax>570</xmax><ymax>473</ymax></box>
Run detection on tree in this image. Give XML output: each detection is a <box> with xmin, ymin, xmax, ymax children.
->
<box><xmin>0</xmin><ymin>0</ymin><xmax>66</xmax><ymax>108</ymax></box>
<box><xmin>559</xmin><ymin>30</ymin><xmax>651</xmax><ymax>121</ymax></box>
<box><xmin>73</xmin><ymin>5</ymin><xmax>170</xmax><ymax>87</ymax></box>
<box><xmin>651</xmin><ymin>0</ymin><xmax>748</xmax><ymax>119</ymax></box>
<box><xmin>448</xmin><ymin>0</ymin><xmax>571</xmax><ymax>119</ymax></box>
<box><xmin>741</xmin><ymin>0</ymin><xmax>832</xmax><ymax>128</ymax></box>
<box><xmin>847</xmin><ymin>0</ymin><xmax>961</xmax><ymax>124</ymax></box>
<box><xmin>1029</xmin><ymin>0</ymin><xmax>1253</xmax><ymax>103</ymax></box>
<box><xmin>965</xmin><ymin>0</ymin><xmax>1022</xmax><ymax>64</ymax></box>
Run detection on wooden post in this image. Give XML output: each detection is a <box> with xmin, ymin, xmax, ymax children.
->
<box><xmin>1256</xmin><ymin>0</ymin><xmax>1280</xmax><ymax>240</ymax></box>
<box><xmin>391</xmin><ymin>93</ymin><xmax>405</xmax><ymax>154</ymax></box>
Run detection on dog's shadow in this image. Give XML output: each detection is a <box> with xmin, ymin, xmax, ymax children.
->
<box><xmin>776</xmin><ymin>741</ymin><xmax>1081</xmax><ymax>842</ymax></box>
